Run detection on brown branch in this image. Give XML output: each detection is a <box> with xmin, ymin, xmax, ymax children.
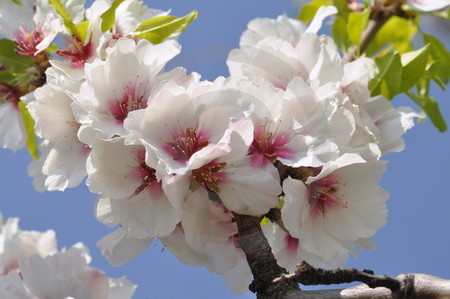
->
<box><xmin>232</xmin><ymin>212</ymin><xmax>300</xmax><ymax>298</ymax></box>
<box><xmin>275</xmin><ymin>262</ymin><xmax>450</xmax><ymax>298</ymax></box>
<box><xmin>276</xmin><ymin>262</ymin><xmax>407</xmax><ymax>297</ymax></box>
<box><xmin>343</xmin><ymin>1</ymin><xmax>409</xmax><ymax>63</ymax></box>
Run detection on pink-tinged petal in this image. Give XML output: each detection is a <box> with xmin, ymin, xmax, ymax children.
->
<box><xmin>42</xmin><ymin>143</ymin><xmax>90</xmax><ymax>191</ymax></box>
<box><xmin>162</xmin><ymin>174</ymin><xmax>191</xmax><ymax>210</ymax></box>
<box><xmin>160</xmin><ymin>225</ymin><xmax>208</xmax><ymax>267</ymax></box>
<box><xmin>181</xmin><ymin>188</ymin><xmax>212</xmax><ymax>252</ymax></box>
<box><xmin>0</xmin><ymin>102</ymin><xmax>26</xmax><ymax>151</ymax></box>
<box><xmin>249</xmin><ymin>152</ymin><xmax>269</xmax><ymax>168</ymax></box>
<box><xmin>281</xmin><ymin>177</ymin><xmax>309</xmax><ymax>238</ymax></box>
<box><xmin>219</xmin><ymin>165</ymin><xmax>281</xmax><ymax>216</ymax></box>
<box><xmin>86</xmin><ymin>138</ymin><xmax>142</xmax><ymax>198</ymax></box>
<box><xmin>112</xmin><ymin>188</ymin><xmax>181</xmax><ymax>239</ymax></box>
<box><xmin>220</xmin><ymin>250</ymin><xmax>252</xmax><ymax>295</ymax></box>
<box><xmin>97</xmin><ymin>229</ymin><xmax>152</xmax><ymax>266</ymax></box>
<box><xmin>206</xmin><ymin>240</ymin><xmax>239</xmax><ymax>274</ymax></box>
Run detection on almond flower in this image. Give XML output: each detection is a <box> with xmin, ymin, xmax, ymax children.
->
<box><xmin>0</xmin><ymin>215</ymin><xmax>136</xmax><ymax>299</ymax></box>
<box><xmin>282</xmin><ymin>154</ymin><xmax>388</xmax><ymax>261</ymax></box>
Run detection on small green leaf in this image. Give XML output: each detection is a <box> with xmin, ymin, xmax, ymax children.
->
<box><xmin>134</xmin><ymin>10</ymin><xmax>198</xmax><ymax>44</ymax></box>
<box><xmin>0</xmin><ymin>40</ymin><xmax>34</xmax><ymax>73</ymax></box>
<box><xmin>11</xmin><ymin>0</ymin><xmax>22</xmax><ymax>4</ymax></box>
<box><xmin>365</xmin><ymin>16</ymin><xmax>417</xmax><ymax>56</ymax></box>
<box><xmin>332</xmin><ymin>16</ymin><xmax>352</xmax><ymax>53</ymax></box>
<box><xmin>260</xmin><ymin>217</ymin><xmax>270</xmax><ymax>225</ymax></box>
<box><xmin>408</xmin><ymin>93</ymin><xmax>447</xmax><ymax>132</ymax></box>
<box><xmin>277</xmin><ymin>196</ymin><xmax>285</xmax><ymax>209</ymax></box>
<box><xmin>100</xmin><ymin>0</ymin><xmax>126</xmax><ymax>32</ymax></box>
<box><xmin>75</xmin><ymin>21</ymin><xmax>90</xmax><ymax>42</ymax></box>
<box><xmin>369</xmin><ymin>52</ymin><xmax>402</xmax><ymax>99</ymax></box>
<box><xmin>346</xmin><ymin>8</ymin><xmax>370</xmax><ymax>46</ymax></box>
<box><xmin>49</xmin><ymin>0</ymin><xmax>79</xmax><ymax>37</ymax></box>
<box><xmin>424</xmin><ymin>33</ymin><xmax>450</xmax><ymax>88</ymax></box>
<box><xmin>17</xmin><ymin>101</ymin><xmax>39</xmax><ymax>159</ymax></box>
<box><xmin>298</xmin><ymin>0</ymin><xmax>332</xmax><ymax>22</ymax></box>
<box><xmin>400</xmin><ymin>44</ymin><xmax>430</xmax><ymax>92</ymax></box>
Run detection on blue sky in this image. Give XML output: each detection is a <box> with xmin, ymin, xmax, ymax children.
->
<box><xmin>1</xmin><ymin>0</ymin><xmax>449</xmax><ymax>298</ymax></box>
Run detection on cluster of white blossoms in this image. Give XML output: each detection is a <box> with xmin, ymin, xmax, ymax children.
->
<box><xmin>0</xmin><ymin>214</ymin><xmax>136</xmax><ymax>298</ymax></box>
<box><xmin>0</xmin><ymin>0</ymin><xmax>425</xmax><ymax>295</ymax></box>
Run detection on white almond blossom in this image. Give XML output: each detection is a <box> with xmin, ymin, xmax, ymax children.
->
<box><xmin>238</xmin><ymin>78</ymin><xmax>344</xmax><ymax>169</ymax></box>
<box><xmin>282</xmin><ymin>154</ymin><xmax>388</xmax><ymax>261</ymax></box>
<box><xmin>0</xmin><ymin>217</ymin><xmax>57</xmax><ymax>275</ymax></box>
<box><xmin>262</xmin><ymin>222</ymin><xmax>348</xmax><ymax>272</ymax></box>
<box><xmin>125</xmin><ymin>79</ymin><xmax>281</xmax><ymax>218</ymax></box>
<box><xmin>28</xmin><ymin>66</ymin><xmax>90</xmax><ymax>191</ymax></box>
<box><xmin>75</xmin><ymin>37</ymin><xmax>198</xmax><ymax>144</ymax></box>
<box><xmin>89</xmin><ymin>138</ymin><xmax>182</xmax><ymax>239</ymax></box>
<box><xmin>0</xmin><ymin>216</ymin><xmax>136</xmax><ymax>298</ymax></box>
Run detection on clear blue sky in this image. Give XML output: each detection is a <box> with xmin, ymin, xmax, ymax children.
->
<box><xmin>1</xmin><ymin>0</ymin><xmax>449</xmax><ymax>298</ymax></box>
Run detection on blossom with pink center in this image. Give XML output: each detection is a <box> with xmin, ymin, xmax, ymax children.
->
<box><xmin>74</xmin><ymin>37</ymin><xmax>197</xmax><ymax>144</ymax></box>
<box><xmin>262</xmin><ymin>223</ymin><xmax>348</xmax><ymax>272</ymax></box>
<box><xmin>126</xmin><ymin>79</ymin><xmax>281</xmax><ymax>218</ymax></box>
<box><xmin>57</xmin><ymin>35</ymin><xmax>94</xmax><ymax>68</ymax></box>
<box><xmin>88</xmin><ymin>138</ymin><xmax>182</xmax><ymax>239</ymax></box>
<box><xmin>28</xmin><ymin>66</ymin><xmax>90</xmax><ymax>191</ymax></box>
<box><xmin>239</xmin><ymin>78</ymin><xmax>346</xmax><ymax>168</ymax></box>
<box><xmin>282</xmin><ymin>154</ymin><xmax>388</xmax><ymax>261</ymax></box>
<box><xmin>13</xmin><ymin>26</ymin><xmax>46</xmax><ymax>57</ymax></box>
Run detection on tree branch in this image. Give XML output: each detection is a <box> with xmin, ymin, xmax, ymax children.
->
<box><xmin>232</xmin><ymin>212</ymin><xmax>300</xmax><ymax>298</ymax></box>
<box><xmin>343</xmin><ymin>1</ymin><xmax>407</xmax><ymax>63</ymax></box>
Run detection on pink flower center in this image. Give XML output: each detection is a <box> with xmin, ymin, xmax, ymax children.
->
<box><xmin>248</xmin><ymin>121</ymin><xmax>294</xmax><ymax>167</ymax></box>
<box><xmin>164</xmin><ymin>127</ymin><xmax>209</xmax><ymax>163</ymax></box>
<box><xmin>109</xmin><ymin>84</ymin><xmax>149</xmax><ymax>124</ymax></box>
<box><xmin>131</xmin><ymin>149</ymin><xmax>162</xmax><ymax>198</ymax></box>
<box><xmin>13</xmin><ymin>26</ymin><xmax>44</xmax><ymax>56</ymax></box>
<box><xmin>308</xmin><ymin>173</ymin><xmax>347</xmax><ymax>218</ymax></box>
<box><xmin>192</xmin><ymin>160</ymin><xmax>227</xmax><ymax>193</ymax></box>
<box><xmin>57</xmin><ymin>35</ymin><xmax>93</xmax><ymax>68</ymax></box>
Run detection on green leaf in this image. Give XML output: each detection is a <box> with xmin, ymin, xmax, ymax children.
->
<box><xmin>365</xmin><ymin>16</ymin><xmax>417</xmax><ymax>56</ymax></box>
<box><xmin>17</xmin><ymin>101</ymin><xmax>39</xmax><ymax>159</ymax></box>
<box><xmin>369</xmin><ymin>52</ymin><xmax>402</xmax><ymax>99</ymax></box>
<box><xmin>134</xmin><ymin>10</ymin><xmax>198</xmax><ymax>44</ymax></box>
<box><xmin>100</xmin><ymin>0</ymin><xmax>126</xmax><ymax>32</ymax></box>
<box><xmin>74</xmin><ymin>21</ymin><xmax>90</xmax><ymax>42</ymax></box>
<box><xmin>260</xmin><ymin>217</ymin><xmax>270</xmax><ymax>225</ymax></box>
<box><xmin>346</xmin><ymin>8</ymin><xmax>370</xmax><ymax>46</ymax></box>
<box><xmin>0</xmin><ymin>40</ymin><xmax>34</xmax><ymax>74</ymax></box>
<box><xmin>408</xmin><ymin>93</ymin><xmax>447</xmax><ymax>132</ymax></box>
<box><xmin>11</xmin><ymin>0</ymin><xmax>22</xmax><ymax>4</ymax></box>
<box><xmin>277</xmin><ymin>196</ymin><xmax>285</xmax><ymax>209</ymax></box>
<box><xmin>424</xmin><ymin>33</ymin><xmax>450</xmax><ymax>88</ymax></box>
<box><xmin>49</xmin><ymin>0</ymin><xmax>79</xmax><ymax>37</ymax></box>
<box><xmin>298</xmin><ymin>0</ymin><xmax>332</xmax><ymax>22</ymax></box>
<box><xmin>332</xmin><ymin>16</ymin><xmax>352</xmax><ymax>53</ymax></box>
<box><xmin>400</xmin><ymin>44</ymin><xmax>430</xmax><ymax>92</ymax></box>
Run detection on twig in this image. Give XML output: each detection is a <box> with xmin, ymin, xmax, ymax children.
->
<box><xmin>276</xmin><ymin>261</ymin><xmax>414</xmax><ymax>298</ymax></box>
